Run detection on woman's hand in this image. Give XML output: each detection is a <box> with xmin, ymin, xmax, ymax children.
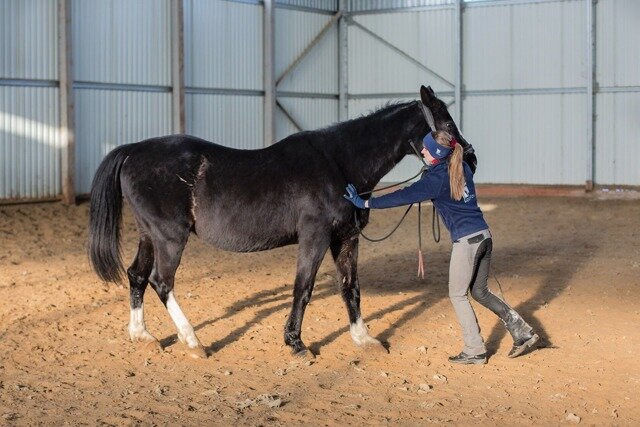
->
<box><xmin>343</xmin><ymin>184</ymin><xmax>366</xmax><ymax>209</ymax></box>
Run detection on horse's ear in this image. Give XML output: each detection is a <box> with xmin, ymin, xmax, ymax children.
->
<box><xmin>420</xmin><ymin>85</ymin><xmax>436</xmax><ymax>106</ymax></box>
<box><xmin>420</xmin><ymin>85</ymin><xmax>430</xmax><ymax>105</ymax></box>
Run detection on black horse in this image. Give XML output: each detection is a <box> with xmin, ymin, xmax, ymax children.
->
<box><xmin>88</xmin><ymin>85</ymin><xmax>476</xmax><ymax>358</ymax></box>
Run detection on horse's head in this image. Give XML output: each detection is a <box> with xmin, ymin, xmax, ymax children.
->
<box><xmin>415</xmin><ymin>85</ymin><xmax>477</xmax><ymax>173</ymax></box>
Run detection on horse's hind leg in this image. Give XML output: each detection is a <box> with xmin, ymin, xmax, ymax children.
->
<box><xmin>331</xmin><ymin>235</ymin><xmax>386</xmax><ymax>353</ymax></box>
<box><xmin>127</xmin><ymin>235</ymin><xmax>161</xmax><ymax>350</ymax></box>
<box><xmin>148</xmin><ymin>236</ymin><xmax>207</xmax><ymax>359</ymax></box>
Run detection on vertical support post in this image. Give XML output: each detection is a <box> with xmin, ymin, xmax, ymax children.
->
<box><xmin>263</xmin><ymin>0</ymin><xmax>276</xmax><ymax>146</ymax></box>
<box><xmin>338</xmin><ymin>0</ymin><xmax>348</xmax><ymax>121</ymax></box>
<box><xmin>585</xmin><ymin>0</ymin><xmax>595</xmax><ymax>191</ymax></box>
<box><xmin>171</xmin><ymin>0</ymin><xmax>185</xmax><ymax>134</ymax></box>
<box><xmin>58</xmin><ymin>0</ymin><xmax>75</xmax><ymax>204</ymax></box>
<box><xmin>454</xmin><ymin>0</ymin><xmax>462</xmax><ymax>128</ymax></box>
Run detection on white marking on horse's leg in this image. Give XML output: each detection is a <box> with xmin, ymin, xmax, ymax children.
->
<box><xmin>350</xmin><ymin>317</ymin><xmax>380</xmax><ymax>346</ymax></box>
<box><xmin>166</xmin><ymin>291</ymin><xmax>201</xmax><ymax>349</ymax></box>
<box><xmin>128</xmin><ymin>304</ymin><xmax>156</xmax><ymax>343</ymax></box>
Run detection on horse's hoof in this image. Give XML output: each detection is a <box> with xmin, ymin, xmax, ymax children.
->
<box><xmin>187</xmin><ymin>344</ymin><xmax>208</xmax><ymax>359</ymax></box>
<box><xmin>292</xmin><ymin>348</ymin><xmax>315</xmax><ymax>360</ymax></box>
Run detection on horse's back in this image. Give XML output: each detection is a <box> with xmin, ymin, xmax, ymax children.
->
<box><xmin>192</xmin><ymin>136</ymin><xmax>338</xmax><ymax>252</ymax></box>
<box><xmin>117</xmin><ymin>134</ymin><xmax>340</xmax><ymax>252</ymax></box>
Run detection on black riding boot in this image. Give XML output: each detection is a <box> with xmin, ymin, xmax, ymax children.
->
<box><xmin>502</xmin><ymin>309</ymin><xmax>539</xmax><ymax>358</ymax></box>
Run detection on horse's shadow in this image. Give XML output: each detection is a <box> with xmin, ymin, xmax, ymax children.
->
<box><xmin>162</xmin><ymin>227</ymin><xmax>600</xmax><ymax>357</ymax></box>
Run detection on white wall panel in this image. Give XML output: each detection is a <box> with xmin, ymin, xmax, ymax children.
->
<box><xmin>511</xmin><ymin>0</ymin><xmax>584</xmax><ymax>89</ymax></box>
<box><xmin>277</xmin><ymin>0</ymin><xmax>337</xmax><ymax>11</ymax></box>
<box><xmin>594</xmin><ymin>92</ymin><xmax>640</xmax><ymax>185</ymax></box>
<box><xmin>596</xmin><ymin>0</ymin><xmax>640</xmax><ymax>88</ymax></box>
<box><xmin>275</xmin><ymin>9</ymin><xmax>338</xmax><ymax>94</ymax></box>
<box><xmin>275</xmin><ymin>97</ymin><xmax>338</xmax><ymax>141</ymax></box>
<box><xmin>73</xmin><ymin>0</ymin><xmax>171</xmax><ymax>85</ymax></box>
<box><xmin>349</xmin><ymin>9</ymin><xmax>455</xmax><ymax>95</ymax></box>
<box><xmin>2</xmin><ymin>0</ymin><xmax>639</xmax><ymax>203</ymax></box>
<box><xmin>0</xmin><ymin>0</ymin><xmax>58</xmax><ymax>80</ymax></box>
<box><xmin>0</xmin><ymin>86</ymin><xmax>61</xmax><ymax>199</ymax></box>
<box><xmin>464</xmin><ymin>0</ymin><xmax>584</xmax><ymax>90</ymax></box>
<box><xmin>462</xmin><ymin>5</ymin><xmax>511</xmax><ymax>91</ymax></box>
<box><xmin>186</xmin><ymin>94</ymin><xmax>263</xmax><ymax>149</ymax></box>
<box><xmin>350</xmin><ymin>0</ymin><xmax>453</xmax><ymax>12</ymax></box>
<box><xmin>184</xmin><ymin>0</ymin><xmax>262</xmax><ymax>90</ymax></box>
<box><xmin>463</xmin><ymin>93</ymin><xmax>586</xmax><ymax>185</ymax></box>
<box><xmin>75</xmin><ymin>90</ymin><xmax>172</xmax><ymax>194</ymax></box>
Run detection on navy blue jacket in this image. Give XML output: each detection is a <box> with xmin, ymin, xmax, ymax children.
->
<box><xmin>369</xmin><ymin>161</ymin><xmax>488</xmax><ymax>241</ymax></box>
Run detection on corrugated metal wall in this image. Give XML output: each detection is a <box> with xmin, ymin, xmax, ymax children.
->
<box><xmin>463</xmin><ymin>0</ymin><xmax>587</xmax><ymax>185</ymax></box>
<box><xmin>0</xmin><ymin>0</ymin><xmax>60</xmax><ymax>199</ymax></box>
<box><xmin>277</xmin><ymin>0</ymin><xmax>337</xmax><ymax>11</ymax></box>
<box><xmin>348</xmin><ymin>0</ymin><xmax>639</xmax><ymax>186</ymax></box>
<box><xmin>594</xmin><ymin>0</ymin><xmax>640</xmax><ymax>185</ymax></box>
<box><xmin>72</xmin><ymin>0</ymin><xmax>173</xmax><ymax>195</ymax></box>
<box><xmin>276</xmin><ymin>97</ymin><xmax>338</xmax><ymax>139</ymax></box>
<box><xmin>184</xmin><ymin>0</ymin><xmax>263</xmax><ymax>147</ymax></box>
<box><xmin>183</xmin><ymin>1</ymin><xmax>339</xmax><ymax>148</ymax></box>
<box><xmin>75</xmin><ymin>90</ymin><xmax>172</xmax><ymax>194</ymax></box>
<box><xmin>275</xmin><ymin>7</ymin><xmax>339</xmax><ymax>141</ymax></box>
<box><xmin>0</xmin><ymin>86</ymin><xmax>61</xmax><ymax>199</ymax></box>
<box><xmin>348</xmin><ymin>8</ymin><xmax>455</xmax><ymax>95</ymax></box>
<box><xmin>350</xmin><ymin>0</ymin><xmax>453</xmax><ymax>12</ymax></box>
<box><xmin>1</xmin><ymin>0</ymin><xmax>638</xmax><ymax>202</ymax></box>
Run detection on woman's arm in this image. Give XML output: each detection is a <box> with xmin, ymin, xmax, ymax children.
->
<box><xmin>368</xmin><ymin>172</ymin><xmax>444</xmax><ymax>209</ymax></box>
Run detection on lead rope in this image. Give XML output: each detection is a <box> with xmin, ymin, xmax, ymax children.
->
<box><xmin>357</xmin><ymin>204</ymin><xmax>414</xmax><ymax>243</ymax></box>
<box><xmin>432</xmin><ymin>204</ymin><xmax>440</xmax><ymax>243</ymax></box>
<box><xmin>355</xmin><ymin>140</ymin><xmax>425</xmax><ymax>244</ymax></box>
<box><xmin>354</xmin><ymin>139</ymin><xmax>442</xmax><ymax>277</ymax></box>
<box><xmin>417</xmin><ymin>203</ymin><xmax>424</xmax><ymax>278</ymax></box>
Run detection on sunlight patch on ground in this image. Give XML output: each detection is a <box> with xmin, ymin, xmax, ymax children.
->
<box><xmin>478</xmin><ymin>203</ymin><xmax>497</xmax><ymax>212</ymax></box>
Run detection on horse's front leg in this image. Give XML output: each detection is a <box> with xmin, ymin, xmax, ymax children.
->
<box><xmin>284</xmin><ymin>231</ymin><xmax>330</xmax><ymax>357</ymax></box>
<box><xmin>331</xmin><ymin>234</ymin><xmax>386</xmax><ymax>353</ymax></box>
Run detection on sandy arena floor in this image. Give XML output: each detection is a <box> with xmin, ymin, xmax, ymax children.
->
<box><xmin>1</xmin><ymin>196</ymin><xmax>639</xmax><ymax>425</ymax></box>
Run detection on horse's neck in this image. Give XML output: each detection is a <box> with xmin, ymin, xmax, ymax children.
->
<box><xmin>349</xmin><ymin>141</ymin><xmax>404</xmax><ymax>193</ymax></box>
<box><xmin>340</xmin><ymin>104</ymin><xmax>419</xmax><ymax>192</ymax></box>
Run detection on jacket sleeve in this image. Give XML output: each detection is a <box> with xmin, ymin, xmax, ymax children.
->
<box><xmin>369</xmin><ymin>173</ymin><xmax>443</xmax><ymax>209</ymax></box>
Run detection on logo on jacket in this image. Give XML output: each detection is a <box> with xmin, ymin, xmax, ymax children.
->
<box><xmin>463</xmin><ymin>185</ymin><xmax>475</xmax><ymax>203</ymax></box>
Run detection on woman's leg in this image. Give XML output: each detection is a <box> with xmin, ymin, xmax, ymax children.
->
<box><xmin>469</xmin><ymin>238</ymin><xmax>539</xmax><ymax>357</ymax></box>
<box><xmin>468</xmin><ymin>238</ymin><xmax>512</xmax><ymax>319</ymax></box>
<box><xmin>449</xmin><ymin>240</ymin><xmax>487</xmax><ymax>357</ymax></box>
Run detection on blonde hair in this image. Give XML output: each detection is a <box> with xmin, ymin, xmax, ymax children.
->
<box><xmin>432</xmin><ymin>131</ymin><xmax>465</xmax><ymax>201</ymax></box>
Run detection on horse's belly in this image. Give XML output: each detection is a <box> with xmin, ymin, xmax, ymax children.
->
<box><xmin>194</xmin><ymin>208</ymin><xmax>297</xmax><ymax>253</ymax></box>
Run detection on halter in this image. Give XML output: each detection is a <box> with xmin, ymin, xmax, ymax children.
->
<box><xmin>419</xmin><ymin>102</ymin><xmax>436</xmax><ymax>131</ymax></box>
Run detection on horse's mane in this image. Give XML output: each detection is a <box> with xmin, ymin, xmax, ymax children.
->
<box><xmin>321</xmin><ymin>100</ymin><xmax>415</xmax><ymax>135</ymax></box>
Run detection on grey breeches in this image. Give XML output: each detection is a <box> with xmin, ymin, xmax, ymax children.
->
<box><xmin>449</xmin><ymin>229</ymin><xmax>512</xmax><ymax>355</ymax></box>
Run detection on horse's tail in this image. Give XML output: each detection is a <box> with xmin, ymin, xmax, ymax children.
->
<box><xmin>88</xmin><ymin>144</ymin><xmax>131</xmax><ymax>283</ymax></box>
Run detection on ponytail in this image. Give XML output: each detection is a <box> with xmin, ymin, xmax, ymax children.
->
<box><xmin>448</xmin><ymin>143</ymin><xmax>465</xmax><ymax>201</ymax></box>
<box><xmin>432</xmin><ymin>131</ymin><xmax>465</xmax><ymax>201</ymax></box>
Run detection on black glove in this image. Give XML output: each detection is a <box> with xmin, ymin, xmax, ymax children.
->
<box><xmin>343</xmin><ymin>183</ymin><xmax>366</xmax><ymax>209</ymax></box>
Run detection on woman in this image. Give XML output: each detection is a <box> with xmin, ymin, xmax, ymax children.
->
<box><xmin>344</xmin><ymin>130</ymin><xmax>539</xmax><ymax>364</ymax></box>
